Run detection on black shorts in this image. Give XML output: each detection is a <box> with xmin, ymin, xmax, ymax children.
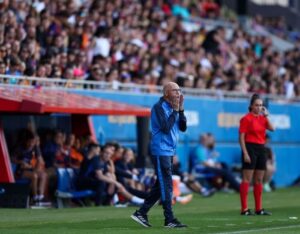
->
<box><xmin>242</xmin><ymin>143</ymin><xmax>266</xmax><ymax>170</ymax></box>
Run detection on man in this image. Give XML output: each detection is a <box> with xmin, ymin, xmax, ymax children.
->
<box><xmin>12</xmin><ymin>129</ymin><xmax>48</xmax><ymax>205</ymax></box>
<box><xmin>77</xmin><ymin>144</ymin><xmax>144</xmax><ymax>206</ymax></box>
<box><xmin>131</xmin><ymin>82</ymin><xmax>187</xmax><ymax>228</ymax></box>
<box><xmin>193</xmin><ymin>133</ymin><xmax>240</xmax><ymax>192</ymax></box>
<box><xmin>76</xmin><ymin>143</ymin><xmax>106</xmax><ymax>205</ymax></box>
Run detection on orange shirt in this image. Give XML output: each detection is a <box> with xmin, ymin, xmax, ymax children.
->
<box><xmin>239</xmin><ymin>113</ymin><xmax>268</xmax><ymax>144</ymax></box>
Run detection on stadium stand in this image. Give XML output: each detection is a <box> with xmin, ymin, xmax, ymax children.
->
<box><xmin>0</xmin><ymin>0</ymin><xmax>299</xmax><ymax>100</ymax></box>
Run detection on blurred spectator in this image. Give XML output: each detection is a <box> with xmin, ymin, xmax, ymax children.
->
<box><xmin>91</xmin><ymin>27</ymin><xmax>110</xmax><ymax>58</ymax></box>
<box><xmin>12</xmin><ymin>129</ymin><xmax>48</xmax><ymax>205</ymax></box>
<box><xmin>263</xmin><ymin>135</ymin><xmax>276</xmax><ymax>192</ymax></box>
<box><xmin>200</xmin><ymin>0</ymin><xmax>220</xmax><ymax>19</ymax></box>
<box><xmin>76</xmin><ymin>143</ymin><xmax>106</xmax><ymax>206</ymax></box>
<box><xmin>189</xmin><ymin>134</ymin><xmax>207</xmax><ymax>173</ymax></box>
<box><xmin>114</xmin><ymin>148</ymin><xmax>150</xmax><ymax>199</ymax></box>
<box><xmin>0</xmin><ymin>60</ymin><xmax>6</xmax><ymax>75</ymax></box>
<box><xmin>77</xmin><ymin>144</ymin><xmax>144</xmax><ymax>206</ymax></box>
<box><xmin>192</xmin><ymin>133</ymin><xmax>240</xmax><ymax>192</ymax></box>
<box><xmin>42</xmin><ymin>130</ymin><xmax>65</xmax><ymax>169</ymax></box>
<box><xmin>42</xmin><ymin>129</ymin><xmax>65</xmax><ymax>199</ymax></box>
<box><xmin>54</xmin><ymin>133</ymin><xmax>84</xmax><ymax>169</ymax></box>
<box><xmin>114</xmin><ymin>148</ymin><xmax>139</xmax><ymax>189</ymax></box>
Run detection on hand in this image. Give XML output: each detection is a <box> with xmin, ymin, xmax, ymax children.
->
<box><xmin>22</xmin><ymin>162</ymin><xmax>32</xmax><ymax>169</ymax></box>
<box><xmin>179</xmin><ymin>94</ymin><xmax>184</xmax><ymax>111</ymax></box>
<box><xmin>261</xmin><ymin>106</ymin><xmax>269</xmax><ymax>117</ymax></box>
<box><xmin>243</xmin><ymin>153</ymin><xmax>251</xmax><ymax>164</ymax></box>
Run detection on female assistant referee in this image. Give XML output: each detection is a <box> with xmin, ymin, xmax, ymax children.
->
<box><xmin>239</xmin><ymin>94</ymin><xmax>275</xmax><ymax>215</ymax></box>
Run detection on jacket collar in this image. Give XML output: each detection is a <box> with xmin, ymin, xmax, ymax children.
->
<box><xmin>159</xmin><ymin>96</ymin><xmax>172</xmax><ymax>108</ymax></box>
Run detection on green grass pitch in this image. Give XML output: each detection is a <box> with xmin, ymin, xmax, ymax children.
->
<box><xmin>0</xmin><ymin>187</ymin><xmax>299</xmax><ymax>234</ymax></box>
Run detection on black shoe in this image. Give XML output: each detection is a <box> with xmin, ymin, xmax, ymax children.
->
<box><xmin>164</xmin><ymin>218</ymin><xmax>187</xmax><ymax>228</ymax></box>
<box><xmin>32</xmin><ymin>198</ymin><xmax>51</xmax><ymax>208</ymax></box>
<box><xmin>241</xmin><ymin>209</ymin><xmax>254</xmax><ymax>216</ymax></box>
<box><xmin>131</xmin><ymin>210</ymin><xmax>152</xmax><ymax>227</ymax></box>
<box><xmin>255</xmin><ymin>209</ymin><xmax>272</xmax><ymax>216</ymax></box>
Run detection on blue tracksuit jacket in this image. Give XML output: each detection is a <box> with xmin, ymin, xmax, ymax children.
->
<box><xmin>150</xmin><ymin>97</ymin><xmax>187</xmax><ymax>156</ymax></box>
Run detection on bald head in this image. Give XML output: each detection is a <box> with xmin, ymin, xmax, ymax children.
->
<box><xmin>163</xmin><ymin>82</ymin><xmax>180</xmax><ymax>97</ymax></box>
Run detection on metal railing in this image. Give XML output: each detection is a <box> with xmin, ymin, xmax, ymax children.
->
<box><xmin>250</xmin><ymin>0</ymin><xmax>288</xmax><ymax>7</ymax></box>
<box><xmin>0</xmin><ymin>74</ymin><xmax>299</xmax><ymax>103</ymax></box>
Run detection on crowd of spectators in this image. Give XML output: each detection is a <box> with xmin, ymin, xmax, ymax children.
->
<box><xmin>250</xmin><ymin>14</ymin><xmax>300</xmax><ymax>44</ymax></box>
<box><xmin>0</xmin><ymin>0</ymin><xmax>300</xmax><ymax>99</ymax></box>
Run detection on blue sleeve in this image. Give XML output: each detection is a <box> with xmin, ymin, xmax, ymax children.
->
<box><xmin>95</xmin><ymin>158</ymin><xmax>103</xmax><ymax>170</ymax></box>
<box><xmin>195</xmin><ymin>147</ymin><xmax>206</xmax><ymax>164</ymax></box>
<box><xmin>153</xmin><ymin>103</ymin><xmax>178</xmax><ymax>134</ymax></box>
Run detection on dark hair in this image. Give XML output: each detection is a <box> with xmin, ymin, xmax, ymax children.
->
<box><xmin>18</xmin><ymin>129</ymin><xmax>35</xmax><ymax>148</ymax></box>
<box><xmin>105</xmin><ymin>141</ymin><xmax>120</xmax><ymax>150</ymax></box>
<box><xmin>248</xmin><ymin>93</ymin><xmax>261</xmax><ymax>112</ymax></box>
<box><xmin>87</xmin><ymin>143</ymin><xmax>100</xmax><ymax>152</ymax></box>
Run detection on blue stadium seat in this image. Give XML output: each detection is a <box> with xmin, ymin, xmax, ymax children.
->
<box><xmin>55</xmin><ymin>168</ymin><xmax>95</xmax><ymax>208</ymax></box>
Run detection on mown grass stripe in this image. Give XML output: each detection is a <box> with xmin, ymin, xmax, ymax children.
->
<box><xmin>215</xmin><ymin>224</ymin><xmax>300</xmax><ymax>234</ymax></box>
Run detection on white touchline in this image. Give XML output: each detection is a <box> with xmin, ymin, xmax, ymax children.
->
<box><xmin>215</xmin><ymin>224</ymin><xmax>300</xmax><ymax>234</ymax></box>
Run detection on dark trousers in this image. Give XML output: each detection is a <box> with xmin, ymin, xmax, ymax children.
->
<box><xmin>77</xmin><ymin>177</ymin><xmax>107</xmax><ymax>206</ymax></box>
<box><xmin>127</xmin><ymin>186</ymin><xmax>148</xmax><ymax>199</ymax></box>
<box><xmin>139</xmin><ymin>155</ymin><xmax>174</xmax><ymax>222</ymax></box>
<box><xmin>203</xmin><ymin>167</ymin><xmax>240</xmax><ymax>192</ymax></box>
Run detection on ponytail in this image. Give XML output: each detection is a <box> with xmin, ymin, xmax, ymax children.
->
<box><xmin>248</xmin><ymin>93</ymin><xmax>260</xmax><ymax>112</ymax></box>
